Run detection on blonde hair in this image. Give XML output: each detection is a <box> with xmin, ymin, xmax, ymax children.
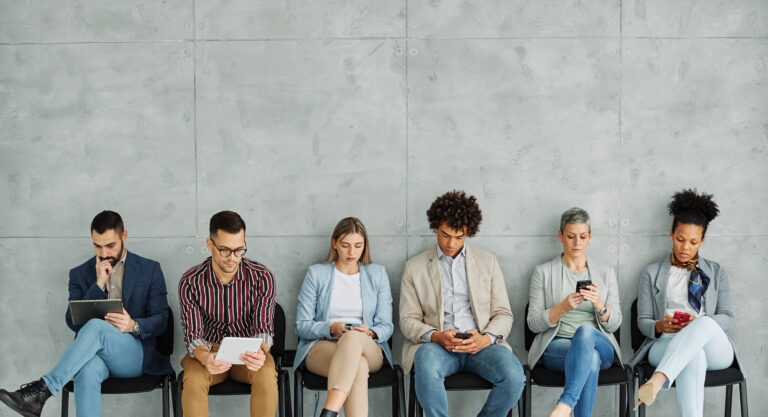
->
<box><xmin>325</xmin><ymin>217</ymin><xmax>371</xmax><ymax>265</ymax></box>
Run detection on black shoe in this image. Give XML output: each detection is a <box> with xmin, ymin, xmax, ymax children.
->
<box><xmin>0</xmin><ymin>379</ymin><xmax>52</xmax><ymax>417</ymax></box>
<box><xmin>319</xmin><ymin>409</ymin><xmax>339</xmax><ymax>417</ymax></box>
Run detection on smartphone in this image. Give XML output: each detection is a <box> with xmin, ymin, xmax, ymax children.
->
<box><xmin>344</xmin><ymin>322</ymin><xmax>362</xmax><ymax>330</ymax></box>
<box><xmin>454</xmin><ymin>332</ymin><xmax>472</xmax><ymax>339</ymax></box>
<box><xmin>576</xmin><ymin>280</ymin><xmax>592</xmax><ymax>292</ymax></box>
<box><xmin>672</xmin><ymin>311</ymin><xmax>691</xmax><ymax>325</ymax></box>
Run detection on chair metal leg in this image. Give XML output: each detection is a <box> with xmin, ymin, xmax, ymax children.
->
<box><xmin>392</xmin><ymin>372</ymin><xmax>399</xmax><ymax>417</ymax></box>
<box><xmin>277</xmin><ymin>371</ymin><xmax>285</xmax><ymax>417</ymax></box>
<box><xmin>163</xmin><ymin>376</ymin><xmax>170</xmax><ymax>417</ymax></box>
<box><xmin>408</xmin><ymin>373</ymin><xmax>416</xmax><ymax>417</ymax></box>
<box><xmin>294</xmin><ymin>370</ymin><xmax>303</xmax><ymax>417</ymax></box>
<box><xmin>283</xmin><ymin>370</ymin><xmax>293</xmax><ymax>417</ymax></box>
<box><xmin>397</xmin><ymin>367</ymin><xmax>406</xmax><ymax>417</ymax></box>
<box><xmin>739</xmin><ymin>380</ymin><xmax>748</xmax><ymax>417</ymax></box>
<box><xmin>61</xmin><ymin>388</ymin><xmax>69</xmax><ymax>417</ymax></box>
<box><xmin>524</xmin><ymin>370</ymin><xmax>532</xmax><ymax>417</ymax></box>
<box><xmin>176</xmin><ymin>371</ymin><xmax>184</xmax><ymax>417</ymax></box>
<box><xmin>725</xmin><ymin>384</ymin><xmax>734</xmax><ymax>417</ymax></box>
<box><xmin>619</xmin><ymin>383</ymin><xmax>627</xmax><ymax>417</ymax></box>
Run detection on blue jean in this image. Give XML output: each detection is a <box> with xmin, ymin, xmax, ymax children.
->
<box><xmin>42</xmin><ymin>319</ymin><xmax>143</xmax><ymax>417</ymax></box>
<box><xmin>414</xmin><ymin>343</ymin><xmax>525</xmax><ymax>417</ymax></box>
<box><xmin>541</xmin><ymin>326</ymin><xmax>614</xmax><ymax>417</ymax></box>
<box><xmin>648</xmin><ymin>316</ymin><xmax>733</xmax><ymax>417</ymax></box>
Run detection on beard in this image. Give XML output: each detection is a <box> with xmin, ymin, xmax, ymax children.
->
<box><xmin>99</xmin><ymin>241</ymin><xmax>125</xmax><ymax>266</ymax></box>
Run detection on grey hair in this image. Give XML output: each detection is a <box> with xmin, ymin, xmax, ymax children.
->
<box><xmin>559</xmin><ymin>207</ymin><xmax>591</xmax><ymax>233</ymax></box>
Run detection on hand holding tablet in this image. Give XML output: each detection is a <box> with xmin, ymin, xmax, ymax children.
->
<box><xmin>215</xmin><ymin>337</ymin><xmax>264</xmax><ymax>365</ymax></box>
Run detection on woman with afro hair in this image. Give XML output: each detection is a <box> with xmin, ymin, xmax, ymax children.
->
<box><xmin>631</xmin><ymin>189</ymin><xmax>737</xmax><ymax>417</ymax></box>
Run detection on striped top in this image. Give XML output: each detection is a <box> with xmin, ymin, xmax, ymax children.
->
<box><xmin>179</xmin><ymin>257</ymin><xmax>276</xmax><ymax>355</ymax></box>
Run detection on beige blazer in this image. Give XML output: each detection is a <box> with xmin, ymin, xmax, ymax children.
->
<box><xmin>399</xmin><ymin>244</ymin><xmax>514</xmax><ymax>374</ymax></box>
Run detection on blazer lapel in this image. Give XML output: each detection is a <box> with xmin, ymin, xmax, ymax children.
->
<box><xmin>464</xmin><ymin>245</ymin><xmax>480</xmax><ymax>319</ymax></box>
<box><xmin>359</xmin><ymin>264</ymin><xmax>374</xmax><ymax>323</ymax></box>
<box><xmin>122</xmin><ymin>251</ymin><xmax>139</xmax><ymax>306</ymax></box>
<box><xmin>654</xmin><ymin>257</ymin><xmax>672</xmax><ymax>318</ymax></box>
<box><xmin>426</xmin><ymin>247</ymin><xmax>444</xmax><ymax>330</ymax></box>
<box><xmin>320</xmin><ymin>263</ymin><xmax>336</xmax><ymax>321</ymax></box>
<box><xmin>550</xmin><ymin>256</ymin><xmax>562</xmax><ymax>308</ymax></box>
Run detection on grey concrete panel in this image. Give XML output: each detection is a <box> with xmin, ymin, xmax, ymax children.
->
<box><xmin>623</xmin><ymin>0</ymin><xmax>768</xmax><ymax>37</ymax></box>
<box><xmin>0</xmin><ymin>0</ymin><xmax>193</xmax><ymax>43</ymax></box>
<box><xmin>407</xmin><ymin>39</ymin><xmax>621</xmax><ymax>237</ymax></box>
<box><xmin>195</xmin><ymin>0</ymin><xmax>405</xmax><ymax>40</ymax></box>
<box><xmin>0</xmin><ymin>43</ymin><xmax>195</xmax><ymax>238</ymax></box>
<box><xmin>196</xmin><ymin>40</ymin><xmax>407</xmax><ymax>237</ymax></box>
<box><xmin>407</xmin><ymin>0</ymin><xmax>620</xmax><ymax>38</ymax></box>
<box><xmin>620</xmin><ymin>39</ymin><xmax>768</xmax><ymax>235</ymax></box>
<box><xmin>618</xmin><ymin>235</ymin><xmax>765</xmax><ymax>416</ymax></box>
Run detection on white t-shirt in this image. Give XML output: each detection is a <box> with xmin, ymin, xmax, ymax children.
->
<box><xmin>327</xmin><ymin>268</ymin><xmax>364</xmax><ymax>324</ymax></box>
<box><xmin>665</xmin><ymin>265</ymin><xmax>706</xmax><ymax>318</ymax></box>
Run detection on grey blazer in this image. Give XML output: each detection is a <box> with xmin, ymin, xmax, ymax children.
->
<box><xmin>526</xmin><ymin>256</ymin><xmax>622</xmax><ymax>368</ymax></box>
<box><xmin>628</xmin><ymin>256</ymin><xmax>737</xmax><ymax>367</ymax></box>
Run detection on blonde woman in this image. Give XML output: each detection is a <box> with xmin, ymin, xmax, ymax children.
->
<box><xmin>294</xmin><ymin>217</ymin><xmax>394</xmax><ymax>417</ymax></box>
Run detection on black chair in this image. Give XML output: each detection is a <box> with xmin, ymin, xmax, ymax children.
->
<box><xmin>294</xmin><ymin>337</ymin><xmax>405</xmax><ymax>417</ymax></box>
<box><xmin>630</xmin><ymin>299</ymin><xmax>748</xmax><ymax>417</ymax></box>
<box><xmin>523</xmin><ymin>304</ymin><xmax>633</xmax><ymax>417</ymax></box>
<box><xmin>61</xmin><ymin>309</ymin><xmax>178</xmax><ymax>417</ymax></box>
<box><xmin>174</xmin><ymin>303</ymin><xmax>292</xmax><ymax>417</ymax></box>
<box><xmin>408</xmin><ymin>350</ymin><xmax>525</xmax><ymax>417</ymax></box>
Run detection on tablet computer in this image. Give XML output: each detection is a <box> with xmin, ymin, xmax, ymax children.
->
<box><xmin>69</xmin><ymin>299</ymin><xmax>122</xmax><ymax>325</ymax></box>
<box><xmin>216</xmin><ymin>337</ymin><xmax>264</xmax><ymax>365</ymax></box>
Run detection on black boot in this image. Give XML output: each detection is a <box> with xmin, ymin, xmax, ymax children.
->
<box><xmin>0</xmin><ymin>379</ymin><xmax>52</xmax><ymax>417</ymax></box>
<box><xmin>319</xmin><ymin>409</ymin><xmax>339</xmax><ymax>417</ymax></box>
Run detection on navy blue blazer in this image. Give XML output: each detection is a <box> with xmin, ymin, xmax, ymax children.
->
<box><xmin>65</xmin><ymin>251</ymin><xmax>173</xmax><ymax>375</ymax></box>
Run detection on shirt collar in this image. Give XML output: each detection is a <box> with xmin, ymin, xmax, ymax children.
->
<box><xmin>437</xmin><ymin>245</ymin><xmax>466</xmax><ymax>261</ymax></box>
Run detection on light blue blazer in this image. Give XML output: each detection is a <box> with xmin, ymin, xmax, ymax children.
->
<box><xmin>293</xmin><ymin>262</ymin><xmax>394</xmax><ymax>369</ymax></box>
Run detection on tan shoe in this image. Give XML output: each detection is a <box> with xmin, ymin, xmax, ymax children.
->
<box><xmin>634</xmin><ymin>380</ymin><xmax>660</xmax><ymax>410</ymax></box>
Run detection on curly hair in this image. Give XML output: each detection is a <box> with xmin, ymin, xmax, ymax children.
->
<box><xmin>668</xmin><ymin>188</ymin><xmax>719</xmax><ymax>237</ymax></box>
<box><xmin>426</xmin><ymin>190</ymin><xmax>482</xmax><ymax>237</ymax></box>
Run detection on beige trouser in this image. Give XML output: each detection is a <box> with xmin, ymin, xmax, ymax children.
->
<box><xmin>180</xmin><ymin>343</ymin><xmax>278</xmax><ymax>417</ymax></box>
<box><xmin>305</xmin><ymin>330</ymin><xmax>384</xmax><ymax>417</ymax></box>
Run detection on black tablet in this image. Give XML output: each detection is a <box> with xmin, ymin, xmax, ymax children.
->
<box><xmin>69</xmin><ymin>299</ymin><xmax>122</xmax><ymax>325</ymax></box>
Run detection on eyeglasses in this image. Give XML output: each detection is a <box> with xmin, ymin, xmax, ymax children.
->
<box><xmin>210</xmin><ymin>240</ymin><xmax>247</xmax><ymax>258</ymax></box>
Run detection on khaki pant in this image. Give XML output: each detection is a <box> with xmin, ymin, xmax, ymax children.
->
<box><xmin>180</xmin><ymin>343</ymin><xmax>278</xmax><ymax>417</ymax></box>
<box><xmin>305</xmin><ymin>331</ymin><xmax>384</xmax><ymax>417</ymax></box>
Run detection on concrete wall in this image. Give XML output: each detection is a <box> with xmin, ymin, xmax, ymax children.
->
<box><xmin>1</xmin><ymin>1</ymin><xmax>767</xmax><ymax>416</ymax></box>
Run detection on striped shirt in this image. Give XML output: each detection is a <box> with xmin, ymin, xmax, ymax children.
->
<box><xmin>179</xmin><ymin>257</ymin><xmax>276</xmax><ymax>355</ymax></box>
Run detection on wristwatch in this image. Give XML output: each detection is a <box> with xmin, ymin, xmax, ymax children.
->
<box><xmin>598</xmin><ymin>305</ymin><xmax>608</xmax><ymax>317</ymax></box>
<box><xmin>132</xmin><ymin>321</ymin><xmax>141</xmax><ymax>336</ymax></box>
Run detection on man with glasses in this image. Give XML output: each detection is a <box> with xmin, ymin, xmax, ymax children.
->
<box><xmin>0</xmin><ymin>210</ymin><xmax>172</xmax><ymax>417</ymax></box>
<box><xmin>178</xmin><ymin>210</ymin><xmax>278</xmax><ymax>417</ymax></box>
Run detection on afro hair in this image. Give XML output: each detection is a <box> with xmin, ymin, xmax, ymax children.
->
<box><xmin>426</xmin><ymin>190</ymin><xmax>482</xmax><ymax>237</ymax></box>
<box><xmin>668</xmin><ymin>188</ymin><xmax>719</xmax><ymax>237</ymax></box>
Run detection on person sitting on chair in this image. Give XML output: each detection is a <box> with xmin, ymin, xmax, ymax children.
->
<box><xmin>399</xmin><ymin>190</ymin><xmax>526</xmax><ymax>417</ymax></box>
<box><xmin>632</xmin><ymin>189</ymin><xmax>736</xmax><ymax>417</ymax></box>
<box><xmin>294</xmin><ymin>217</ymin><xmax>394</xmax><ymax>417</ymax></box>
<box><xmin>527</xmin><ymin>207</ymin><xmax>622</xmax><ymax>417</ymax></box>
<box><xmin>178</xmin><ymin>210</ymin><xmax>278</xmax><ymax>417</ymax></box>
<box><xmin>0</xmin><ymin>210</ymin><xmax>172</xmax><ymax>417</ymax></box>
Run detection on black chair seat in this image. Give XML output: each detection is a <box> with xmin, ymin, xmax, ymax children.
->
<box><xmin>300</xmin><ymin>366</ymin><xmax>399</xmax><ymax>390</ymax></box>
<box><xmin>63</xmin><ymin>372</ymin><xmax>175</xmax><ymax>394</ymax></box>
<box><xmin>530</xmin><ymin>364</ymin><xmax>629</xmax><ymax>387</ymax></box>
<box><xmin>443</xmin><ymin>372</ymin><xmax>493</xmax><ymax>390</ymax></box>
<box><xmin>208</xmin><ymin>378</ymin><xmax>251</xmax><ymax>395</ymax></box>
<box><xmin>635</xmin><ymin>361</ymin><xmax>744</xmax><ymax>387</ymax></box>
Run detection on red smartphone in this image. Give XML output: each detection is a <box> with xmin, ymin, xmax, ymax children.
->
<box><xmin>672</xmin><ymin>311</ymin><xmax>691</xmax><ymax>325</ymax></box>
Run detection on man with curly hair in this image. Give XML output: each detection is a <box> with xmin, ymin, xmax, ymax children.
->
<box><xmin>399</xmin><ymin>190</ymin><xmax>525</xmax><ymax>417</ymax></box>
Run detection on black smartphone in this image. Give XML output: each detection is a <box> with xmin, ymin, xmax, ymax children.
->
<box><xmin>576</xmin><ymin>280</ymin><xmax>592</xmax><ymax>292</ymax></box>
<box><xmin>344</xmin><ymin>322</ymin><xmax>362</xmax><ymax>330</ymax></box>
<box><xmin>454</xmin><ymin>332</ymin><xmax>472</xmax><ymax>339</ymax></box>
